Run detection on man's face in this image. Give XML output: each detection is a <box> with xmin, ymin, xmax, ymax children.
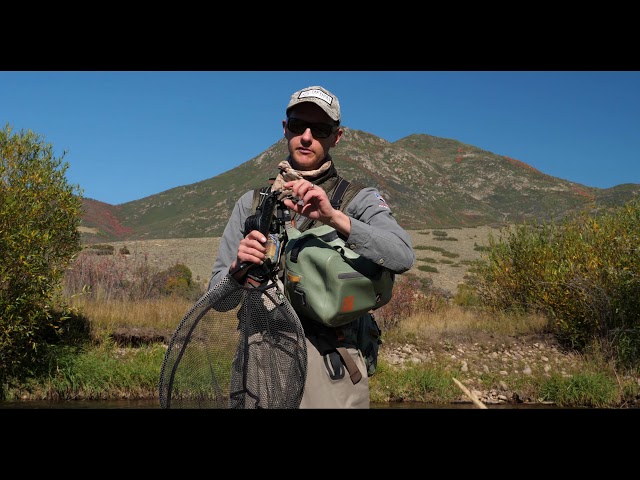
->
<box><xmin>283</xmin><ymin>103</ymin><xmax>342</xmax><ymax>171</ymax></box>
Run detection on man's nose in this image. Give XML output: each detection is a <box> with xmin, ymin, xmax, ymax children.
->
<box><xmin>301</xmin><ymin>127</ymin><xmax>314</xmax><ymax>140</ymax></box>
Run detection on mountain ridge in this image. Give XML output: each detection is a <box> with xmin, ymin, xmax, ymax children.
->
<box><xmin>79</xmin><ymin>127</ymin><xmax>640</xmax><ymax>244</ymax></box>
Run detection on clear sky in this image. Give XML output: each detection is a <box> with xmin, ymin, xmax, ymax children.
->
<box><xmin>1</xmin><ymin>71</ymin><xmax>638</xmax><ymax>205</ymax></box>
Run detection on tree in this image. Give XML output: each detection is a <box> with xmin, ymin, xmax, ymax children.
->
<box><xmin>0</xmin><ymin>124</ymin><xmax>84</xmax><ymax>397</ymax></box>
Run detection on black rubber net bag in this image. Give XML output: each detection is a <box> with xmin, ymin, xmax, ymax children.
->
<box><xmin>158</xmin><ymin>274</ymin><xmax>307</xmax><ymax>409</ymax></box>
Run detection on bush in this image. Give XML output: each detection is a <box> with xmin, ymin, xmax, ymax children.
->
<box><xmin>154</xmin><ymin>263</ymin><xmax>202</xmax><ymax>301</ymax></box>
<box><xmin>0</xmin><ymin>124</ymin><xmax>84</xmax><ymax>397</ymax></box>
<box><xmin>418</xmin><ymin>265</ymin><xmax>438</xmax><ymax>273</ymax></box>
<box><xmin>453</xmin><ymin>283</ymin><xmax>481</xmax><ymax>307</ymax></box>
<box><xmin>472</xmin><ymin>198</ymin><xmax>640</xmax><ymax>370</ymax></box>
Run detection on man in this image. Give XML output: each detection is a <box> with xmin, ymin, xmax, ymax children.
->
<box><xmin>208</xmin><ymin>85</ymin><xmax>415</xmax><ymax>408</ymax></box>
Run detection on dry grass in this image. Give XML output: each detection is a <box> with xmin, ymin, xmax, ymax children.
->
<box><xmin>383</xmin><ymin>303</ymin><xmax>550</xmax><ymax>347</ymax></box>
<box><xmin>70</xmin><ymin>296</ymin><xmax>192</xmax><ymax>337</ymax></box>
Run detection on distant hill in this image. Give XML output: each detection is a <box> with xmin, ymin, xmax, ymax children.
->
<box><xmin>80</xmin><ymin>127</ymin><xmax>640</xmax><ymax>244</ymax></box>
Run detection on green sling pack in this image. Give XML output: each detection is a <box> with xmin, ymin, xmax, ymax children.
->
<box><xmin>283</xmin><ymin>224</ymin><xmax>393</xmax><ymax>328</ymax></box>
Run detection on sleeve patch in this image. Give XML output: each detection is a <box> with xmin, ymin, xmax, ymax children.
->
<box><xmin>375</xmin><ymin>192</ymin><xmax>390</xmax><ymax>209</ymax></box>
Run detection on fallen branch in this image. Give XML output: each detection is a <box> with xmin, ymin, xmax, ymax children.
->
<box><xmin>452</xmin><ymin>377</ymin><xmax>488</xmax><ymax>409</ymax></box>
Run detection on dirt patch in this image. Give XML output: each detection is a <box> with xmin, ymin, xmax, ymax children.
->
<box><xmin>110</xmin><ymin>327</ymin><xmax>173</xmax><ymax>347</ymax></box>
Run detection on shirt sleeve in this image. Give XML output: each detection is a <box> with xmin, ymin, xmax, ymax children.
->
<box><xmin>343</xmin><ymin>187</ymin><xmax>416</xmax><ymax>274</ymax></box>
<box><xmin>207</xmin><ymin>190</ymin><xmax>255</xmax><ymax>290</ymax></box>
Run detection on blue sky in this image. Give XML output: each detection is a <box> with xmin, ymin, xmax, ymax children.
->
<box><xmin>1</xmin><ymin>71</ymin><xmax>638</xmax><ymax>205</ymax></box>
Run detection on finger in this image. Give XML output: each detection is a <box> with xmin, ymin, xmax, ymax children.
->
<box><xmin>238</xmin><ymin>243</ymin><xmax>266</xmax><ymax>264</ymax></box>
<box><xmin>300</xmin><ymin>182</ymin><xmax>318</xmax><ymax>199</ymax></box>
<box><xmin>283</xmin><ymin>197</ymin><xmax>300</xmax><ymax>210</ymax></box>
<box><xmin>247</xmin><ymin>230</ymin><xmax>267</xmax><ymax>243</ymax></box>
<box><xmin>237</xmin><ymin>252</ymin><xmax>264</xmax><ymax>266</ymax></box>
<box><xmin>246</xmin><ymin>238</ymin><xmax>267</xmax><ymax>254</ymax></box>
<box><xmin>292</xmin><ymin>180</ymin><xmax>313</xmax><ymax>197</ymax></box>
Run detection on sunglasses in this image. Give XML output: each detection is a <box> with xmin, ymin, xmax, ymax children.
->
<box><xmin>286</xmin><ymin>117</ymin><xmax>337</xmax><ymax>139</ymax></box>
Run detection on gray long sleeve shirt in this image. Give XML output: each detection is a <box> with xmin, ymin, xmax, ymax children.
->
<box><xmin>208</xmin><ymin>186</ymin><xmax>416</xmax><ymax>291</ymax></box>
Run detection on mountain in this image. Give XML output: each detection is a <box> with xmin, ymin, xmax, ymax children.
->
<box><xmin>79</xmin><ymin>128</ymin><xmax>640</xmax><ymax>244</ymax></box>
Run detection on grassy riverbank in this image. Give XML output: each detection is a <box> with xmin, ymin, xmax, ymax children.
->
<box><xmin>3</xmin><ymin>292</ymin><xmax>639</xmax><ymax>408</ymax></box>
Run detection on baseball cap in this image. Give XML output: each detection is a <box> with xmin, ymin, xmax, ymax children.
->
<box><xmin>286</xmin><ymin>86</ymin><xmax>341</xmax><ymax>124</ymax></box>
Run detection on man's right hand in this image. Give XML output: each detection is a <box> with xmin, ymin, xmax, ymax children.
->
<box><xmin>230</xmin><ymin>230</ymin><xmax>268</xmax><ymax>271</ymax></box>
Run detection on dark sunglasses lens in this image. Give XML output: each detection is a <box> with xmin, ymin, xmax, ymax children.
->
<box><xmin>313</xmin><ymin>124</ymin><xmax>332</xmax><ymax>138</ymax></box>
<box><xmin>287</xmin><ymin>118</ymin><xmax>306</xmax><ymax>134</ymax></box>
<box><xmin>287</xmin><ymin>119</ymin><xmax>332</xmax><ymax>138</ymax></box>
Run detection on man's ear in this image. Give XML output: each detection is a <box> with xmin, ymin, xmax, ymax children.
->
<box><xmin>332</xmin><ymin>127</ymin><xmax>343</xmax><ymax>147</ymax></box>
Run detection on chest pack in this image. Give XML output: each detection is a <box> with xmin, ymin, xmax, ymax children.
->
<box><xmin>283</xmin><ymin>224</ymin><xmax>393</xmax><ymax>327</ymax></box>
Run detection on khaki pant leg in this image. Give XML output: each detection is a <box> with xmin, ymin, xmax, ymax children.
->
<box><xmin>299</xmin><ymin>336</ymin><xmax>369</xmax><ymax>409</ymax></box>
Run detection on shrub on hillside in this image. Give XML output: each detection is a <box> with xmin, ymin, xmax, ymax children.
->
<box><xmin>154</xmin><ymin>263</ymin><xmax>202</xmax><ymax>301</ymax></box>
<box><xmin>418</xmin><ymin>265</ymin><xmax>438</xmax><ymax>273</ymax></box>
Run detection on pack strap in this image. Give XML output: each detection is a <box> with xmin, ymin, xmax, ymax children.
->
<box><xmin>335</xmin><ymin>346</ymin><xmax>363</xmax><ymax>384</ymax></box>
<box><xmin>330</xmin><ymin>177</ymin><xmax>351</xmax><ymax>209</ymax></box>
<box><xmin>252</xmin><ymin>185</ymin><xmax>272</xmax><ymax>210</ymax></box>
